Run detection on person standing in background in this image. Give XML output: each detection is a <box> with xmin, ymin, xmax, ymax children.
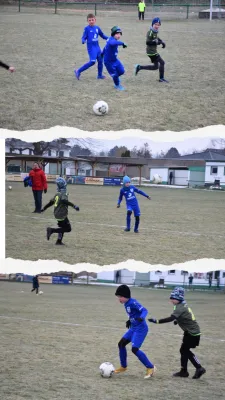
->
<box><xmin>29</xmin><ymin>163</ymin><xmax>48</xmax><ymax>213</ymax></box>
<box><xmin>137</xmin><ymin>0</ymin><xmax>146</xmax><ymax>21</ymax></box>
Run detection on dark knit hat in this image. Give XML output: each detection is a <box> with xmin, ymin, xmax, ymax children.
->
<box><xmin>115</xmin><ymin>284</ymin><xmax>131</xmax><ymax>298</ymax></box>
<box><xmin>111</xmin><ymin>26</ymin><xmax>122</xmax><ymax>37</ymax></box>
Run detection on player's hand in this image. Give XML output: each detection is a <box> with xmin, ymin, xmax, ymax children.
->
<box><xmin>174</xmin><ymin>320</ymin><xmax>178</xmax><ymax>325</ymax></box>
<box><xmin>161</xmin><ymin>42</ymin><xmax>166</xmax><ymax>49</ymax></box>
<box><xmin>136</xmin><ymin>317</ymin><xmax>143</xmax><ymax>322</ymax></box>
<box><xmin>126</xmin><ymin>320</ymin><xmax>131</xmax><ymax>329</ymax></box>
<box><xmin>148</xmin><ymin>318</ymin><xmax>158</xmax><ymax>324</ymax></box>
<box><xmin>40</xmin><ymin>209</ymin><xmax>44</xmax><ymax>213</ymax></box>
<box><xmin>9</xmin><ymin>66</ymin><xmax>15</xmax><ymax>73</ymax></box>
<box><xmin>147</xmin><ymin>196</ymin><xmax>151</xmax><ymax>200</ymax></box>
<box><xmin>122</xmin><ymin>43</ymin><xmax>127</xmax><ymax>48</ymax></box>
<box><xmin>117</xmin><ymin>204</ymin><xmax>120</xmax><ymax>208</ymax></box>
<box><xmin>74</xmin><ymin>206</ymin><xmax>80</xmax><ymax>211</ymax></box>
<box><xmin>44</xmin><ymin>189</ymin><xmax>47</xmax><ymax>194</ymax></box>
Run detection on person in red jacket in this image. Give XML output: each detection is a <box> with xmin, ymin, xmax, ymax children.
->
<box><xmin>29</xmin><ymin>163</ymin><xmax>48</xmax><ymax>213</ymax></box>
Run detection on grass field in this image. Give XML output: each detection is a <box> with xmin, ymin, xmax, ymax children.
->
<box><xmin>0</xmin><ymin>282</ymin><xmax>225</xmax><ymax>400</ymax></box>
<box><xmin>1</xmin><ymin>8</ymin><xmax>225</xmax><ymax>132</ymax></box>
<box><xmin>5</xmin><ymin>182</ymin><xmax>225</xmax><ymax>265</ymax></box>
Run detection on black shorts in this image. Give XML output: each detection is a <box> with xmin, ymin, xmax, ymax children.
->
<box><xmin>183</xmin><ymin>332</ymin><xmax>200</xmax><ymax>348</ymax></box>
<box><xmin>148</xmin><ymin>54</ymin><xmax>160</xmax><ymax>63</ymax></box>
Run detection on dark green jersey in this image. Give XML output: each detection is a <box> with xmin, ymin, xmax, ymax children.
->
<box><xmin>43</xmin><ymin>192</ymin><xmax>75</xmax><ymax>221</ymax></box>
<box><xmin>146</xmin><ymin>28</ymin><xmax>160</xmax><ymax>56</ymax></box>
<box><xmin>172</xmin><ymin>302</ymin><xmax>201</xmax><ymax>336</ymax></box>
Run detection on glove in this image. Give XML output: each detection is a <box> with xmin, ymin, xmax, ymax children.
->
<box><xmin>82</xmin><ymin>40</ymin><xmax>86</xmax><ymax>44</ymax></box>
<box><xmin>74</xmin><ymin>206</ymin><xmax>79</xmax><ymax>211</ymax></box>
<box><xmin>174</xmin><ymin>320</ymin><xmax>178</xmax><ymax>325</ymax></box>
<box><xmin>44</xmin><ymin>189</ymin><xmax>47</xmax><ymax>194</ymax></box>
<box><xmin>136</xmin><ymin>317</ymin><xmax>143</xmax><ymax>322</ymax></box>
<box><xmin>126</xmin><ymin>320</ymin><xmax>131</xmax><ymax>329</ymax></box>
<box><xmin>117</xmin><ymin>204</ymin><xmax>120</xmax><ymax>208</ymax></box>
<box><xmin>148</xmin><ymin>318</ymin><xmax>158</xmax><ymax>324</ymax></box>
<box><xmin>122</xmin><ymin>43</ymin><xmax>127</xmax><ymax>48</ymax></box>
<box><xmin>147</xmin><ymin>196</ymin><xmax>151</xmax><ymax>200</ymax></box>
<box><xmin>161</xmin><ymin>42</ymin><xmax>166</xmax><ymax>49</ymax></box>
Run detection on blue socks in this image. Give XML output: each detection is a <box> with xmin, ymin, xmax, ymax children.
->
<box><xmin>119</xmin><ymin>347</ymin><xmax>127</xmax><ymax>368</ymax></box>
<box><xmin>78</xmin><ymin>60</ymin><xmax>95</xmax><ymax>74</ymax></box>
<box><xmin>135</xmin><ymin>349</ymin><xmax>154</xmax><ymax>368</ymax></box>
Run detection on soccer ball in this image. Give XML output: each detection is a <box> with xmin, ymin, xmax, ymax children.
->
<box><xmin>8</xmin><ymin>186</ymin><xmax>12</xmax><ymax>190</ymax></box>
<box><xmin>39</xmin><ymin>291</ymin><xmax>43</xmax><ymax>295</ymax></box>
<box><xmin>99</xmin><ymin>362</ymin><xmax>115</xmax><ymax>378</ymax></box>
<box><xmin>93</xmin><ymin>101</ymin><xmax>109</xmax><ymax>116</ymax></box>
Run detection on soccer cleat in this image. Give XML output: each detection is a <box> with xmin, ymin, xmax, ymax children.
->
<box><xmin>46</xmin><ymin>227</ymin><xmax>52</xmax><ymax>241</ymax></box>
<box><xmin>159</xmin><ymin>78</ymin><xmax>169</xmax><ymax>83</ymax></box>
<box><xmin>74</xmin><ymin>69</ymin><xmax>80</xmax><ymax>80</ymax></box>
<box><xmin>32</xmin><ymin>210</ymin><xmax>37</xmax><ymax>213</ymax></box>
<box><xmin>114</xmin><ymin>84</ymin><xmax>125</xmax><ymax>91</ymax></box>
<box><xmin>192</xmin><ymin>367</ymin><xmax>206</xmax><ymax>379</ymax></box>
<box><xmin>173</xmin><ymin>369</ymin><xmax>189</xmax><ymax>378</ymax></box>
<box><xmin>124</xmin><ymin>228</ymin><xmax>130</xmax><ymax>232</ymax></box>
<box><xmin>134</xmin><ymin>230</ymin><xmax>139</xmax><ymax>233</ymax></box>
<box><xmin>114</xmin><ymin>366</ymin><xmax>127</xmax><ymax>374</ymax></box>
<box><xmin>134</xmin><ymin>64</ymin><xmax>141</xmax><ymax>76</ymax></box>
<box><xmin>55</xmin><ymin>240</ymin><xmax>65</xmax><ymax>246</ymax></box>
<box><xmin>144</xmin><ymin>366</ymin><xmax>156</xmax><ymax>379</ymax></box>
<box><xmin>97</xmin><ymin>75</ymin><xmax>106</xmax><ymax>79</ymax></box>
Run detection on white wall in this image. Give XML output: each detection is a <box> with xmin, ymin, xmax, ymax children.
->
<box><xmin>174</xmin><ymin>170</ymin><xmax>189</xmax><ymax>186</ymax></box>
<box><xmin>205</xmin><ymin>162</ymin><xmax>225</xmax><ymax>185</ymax></box>
<box><xmin>97</xmin><ymin>271</ymin><xmax>115</xmax><ymax>281</ymax></box>
<box><xmin>150</xmin><ymin>168</ymin><xmax>168</xmax><ymax>182</ymax></box>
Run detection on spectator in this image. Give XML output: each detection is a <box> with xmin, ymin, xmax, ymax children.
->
<box><xmin>137</xmin><ymin>0</ymin><xmax>146</xmax><ymax>21</ymax></box>
<box><xmin>31</xmin><ymin>275</ymin><xmax>39</xmax><ymax>295</ymax></box>
<box><xmin>115</xmin><ymin>270</ymin><xmax>121</xmax><ymax>283</ymax></box>
<box><xmin>169</xmin><ymin>171</ymin><xmax>173</xmax><ymax>185</ymax></box>
<box><xmin>208</xmin><ymin>274</ymin><xmax>212</xmax><ymax>288</ymax></box>
<box><xmin>29</xmin><ymin>162</ymin><xmax>48</xmax><ymax>213</ymax></box>
<box><xmin>188</xmin><ymin>274</ymin><xmax>193</xmax><ymax>289</ymax></box>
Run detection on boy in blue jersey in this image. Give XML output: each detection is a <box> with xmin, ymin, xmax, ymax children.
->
<box><xmin>148</xmin><ymin>287</ymin><xmax>206</xmax><ymax>379</ymax></box>
<box><xmin>134</xmin><ymin>17</ymin><xmax>168</xmax><ymax>83</ymax></box>
<box><xmin>102</xmin><ymin>26</ymin><xmax>127</xmax><ymax>91</ymax></box>
<box><xmin>74</xmin><ymin>14</ymin><xmax>108</xmax><ymax>80</ymax></box>
<box><xmin>117</xmin><ymin>175</ymin><xmax>151</xmax><ymax>233</ymax></box>
<box><xmin>115</xmin><ymin>284</ymin><xmax>156</xmax><ymax>379</ymax></box>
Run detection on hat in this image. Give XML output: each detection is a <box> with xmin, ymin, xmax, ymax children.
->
<box><xmin>170</xmin><ymin>287</ymin><xmax>185</xmax><ymax>302</ymax></box>
<box><xmin>152</xmin><ymin>17</ymin><xmax>161</xmax><ymax>26</ymax></box>
<box><xmin>123</xmin><ymin>175</ymin><xmax>131</xmax><ymax>184</ymax></box>
<box><xmin>111</xmin><ymin>26</ymin><xmax>122</xmax><ymax>36</ymax></box>
<box><xmin>115</xmin><ymin>284</ymin><xmax>131</xmax><ymax>298</ymax></box>
<box><xmin>56</xmin><ymin>177</ymin><xmax>67</xmax><ymax>192</ymax></box>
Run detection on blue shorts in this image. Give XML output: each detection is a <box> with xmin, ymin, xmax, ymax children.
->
<box><xmin>88</xmin><ymin>46</ymin><xmax>102</xmax><ymax>62</ymax></box>
<box><xmin>127</xmin><ymin>205</ymin><xmax>141</xmax><ymax>217</ymax></box>
<box><xmin>104</xmin><ymin>59</ymin><xmax>125</xmax><ymax>77</ymax></box>
<box><xmin>123</xmin><ymin>325</ymin><xmax>148</xmax><ymax>348</ymax></box>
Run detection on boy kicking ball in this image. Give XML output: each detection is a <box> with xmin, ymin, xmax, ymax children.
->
<box><xmin>148</xmin><ymin>287</ymin><xmax>206</xmax><ymax>379</ymax></box>
<box><xmin>134</xmin><ymin>17</ymin><xmax>168</xmax><ymax>83</ymax></box>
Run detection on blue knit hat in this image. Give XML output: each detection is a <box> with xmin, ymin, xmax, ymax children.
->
<box><xmin>123</xmin><ymin>175</ymin><xmax>131</xmax><ymax>184</ymax></box>
<box><xmin>152</xmin><ymin>17</ymin><xmax>161</xmax><ymax>26</ymax></box>
<box><xmin>111</xmin><ymin>26</ymin><xmax>122</xmax><ymax>36</ymax></box>
<box><xmin>170</xmin><ymin>287</ymin><xmax>185</xmax><ymax>302</ymax></box>
<box><xmin>56</xmin><ymin>177</ymin><xmax>67</xmax><ymax>192</ymax></box>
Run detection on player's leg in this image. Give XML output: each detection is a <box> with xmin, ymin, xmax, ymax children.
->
<box><xmin>134</xmin><ymin>207</ymin><xmax>141</xmax><ymax>233</ymax></box>
<box><xmin>134</xmin><ymin>55</ymin><xmax>158</xmax><ymax>76</ymax></box>
<box><xmin>56</xmin><ymin>218</ymin><xmax>72</xmax><ymax>245</ymax></box>
<box><xmin>125</xmin><ymin>207</ymin><xmax>132</xmax><ymax>232</ymax></box>
<box><xmin>173</xmin><ymin>333</ymin><xmax>190</xmax><ymax>377</ymax></box>
<box><xmin>138</xmin><ymin>11</ymin><xmax>141</xmax><ymax>20</ymax></box>
<box><xmin>131</xmin><ymin>329</ymin><xmax>155</xmax><ymax>378</ymax></box>
<box><xmin>142</xmin><ymin>11</ymin><xmax>145</xmax><ymax>20</ymax></box>
<box><xmin>74</xmin><ymin>49</ymin><xmax>96</xmax><ymax>79</ymax></box>
<box><xmin>114</xmin><ymin>60</ymin><xmax>125</xmax><ymax>90</ymax></box>
<box><xmin>158</xmin><ymin>55</ymin><xmax>168</xmax><ymax>83</ymax></box>
<box><xmin>188</xmin><ymin>336</ymin><xmax>206</xmax><ymax>379</ymax></box>
<box><xmin>115</xmin><ymin>330</ymin><xmax>132</xmax><ymax>373</ymax></box>
<box><xmin>36</xmin><ymin>287</ymin><xmax>39</xmax><ymax>294</ymax></box>
<box><xmin>96</xmin><ymin>48</ymin><xmax>106</xmax><ymax>79</ymax></box>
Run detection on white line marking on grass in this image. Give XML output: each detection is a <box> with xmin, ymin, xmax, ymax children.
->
<box><xmin>6</xmin><ymin>213</ymin><xmax>225</xmax><ymax>239</ymax></box>
<box><xmin>0</xmin><ymin>315</ymin><xmax>224</xmax><ymax>343</ymax></box>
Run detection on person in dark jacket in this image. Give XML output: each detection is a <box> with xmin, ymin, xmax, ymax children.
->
<box><xmin>41</xmin><ymin>177</ymin><xmax>80</xmax><ymax>245</ymax></box>
<box><xmin>31</xmin><ymin>275</ymin><xmax>39</xmax><ymax>294</ymax></box>
<box><xmin>29</xmin><ymin>163</ymin><xmax>48</xmax><ymax>213</ymax></box>
<box><xmin>0</xmin><ymin>60</ymin><xmax>15</xmax><ymax>72</ymax></box>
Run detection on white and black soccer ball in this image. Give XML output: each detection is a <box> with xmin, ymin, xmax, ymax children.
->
<box><xmin>8</xmin><ymin>186</ymin><xmax>12</xmax><ymax>190</ymax></box>
<box><xmin>39</xmin><ymin>291</ymin><xmax>43</xmax><ymax>295</ymax></box>
<box><xmin>99</xmin><ymin>362</ymin><xmax>115</xmax><ymax>378</ymax></box>
<box><xmin>93</xmin><ymin>101</ymin><xmax>109</xmax><ymax>116</ymax></box>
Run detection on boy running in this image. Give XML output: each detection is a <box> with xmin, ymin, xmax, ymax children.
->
<box><xmin>134</xmin><ymin>17</ymin><xmax>168</xmax><ymax>83</ymax></box>
<box><xmin>41</xmin><ymin>177</ymin><xmax>79</xmax><ymax>245</ymax></box>
<box><xmin>115</xmin><ymin>284</ymin><xmax>156</xmax><ymax>379</ymax></box>
<box><xmin>74</xmin><ymin>14</ymin><xmax>108</xmax><ymax>80</ymax></box>
<box><xmin>148</xmin><ymin>287</ymin><xmax>206</xmax><ymax>379</ymax></box>
<box><xmin>31</xmin><ymin>275</ymin><xmax>39</xmax><ymax>295</ymax></box>
<box><xmin>102</xmin><ymin>26</ymin><xmax>127</xmax><ymax>91</ymax></box>
<box><xmin>117</xmin><ymin>175</ymin><xmax>151</xmax><ymax>233</ymax></box>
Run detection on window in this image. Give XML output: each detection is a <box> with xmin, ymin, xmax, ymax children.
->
<box><xmin>210</xmin><ymin>166</ymin><xmax>218</xmax><ymax>175</ymax></box>
<box><xmin>59</xmin><ymin>151</ymin><xmax>64</xmax><ymax>157</ymax></box>
<box><xmin>181</xmin><ymin>270</ymin><xmax>188</xmax><ymax>275</ymax></box>
<box><xmin>48</xmin><ymin>150</ymin><xmax>51</xmax><ymax>156</ymax></box>
<box><xmin>155</xmin><ymin>271</ymin><xmax>162</xmax><ymax>274</ymax></box>
<box><xmin>29</xmin><ymin>149</ymin><xmax>33</xmax><ymax>155</ymax></box>
<box><xmin>168</xmin><ymin>270</ymin><xmax>175</xmax><ymax>274</ymax></box>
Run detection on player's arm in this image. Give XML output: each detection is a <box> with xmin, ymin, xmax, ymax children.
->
<box><xmin>41</xmin><ymin>199</ymin><xmax>54</xmax><ymax>211</ymax></box>
<box><xmin>0</xmin><ymin>60</ymin><xmax>15</xmax><ymax>72</ymax></box>
<box><xmin>81</xmin><ymin>27</ymin><xmax>88</xmax><ymax>44</ymax></box>
<box><xmin>117</xmin><ymin>189</ymin><xmax>123</xmax><ymax>207</ymax></box>
<box><xmin>148</xmin><ymin>315</ymin><xmax>176</xmax><ymax>324</ymax></box>
<box><xmin>98</xmin><ymin>28</ymin><xmax>109</xmax><ymax>41</ymax></box>
<box><xmin>134</xmin><ymin>187</ymin><xmax>151</xmax><ymax>199</ymax></box>
<box><xmin>146</xmin><ymin>31</ymin><xmax>158</xmax><ymax>46</ymax></box>
<box><xmin>61</xmin><ymin>199</ymin><xmax>79</xmax><ymax>210</ymax></box>
<box><xmin>110</xmin><ymin>38</ymin><xmax>127</xmax><ymax>48</ymax></box>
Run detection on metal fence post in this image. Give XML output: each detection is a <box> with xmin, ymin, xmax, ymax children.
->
<box><xmin>55</xmin><ymin>0</ymin><xmax>58</xmax><ymax>14</ymax></box>
<box><xmin>18</xmin><ymin>0</ymin><xmax>21</xmax><ymax>12</ymax></box>
<box><xmin>95</xmin><ymin>3</ymin><xmax>97</xmax><ymax>16</ymax></box>
<box><xmin>186</xmin><ymin>4</ymin><xmax>190</xmax><ymax>19</ymax></box>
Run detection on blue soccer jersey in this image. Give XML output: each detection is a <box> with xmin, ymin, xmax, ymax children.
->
<box><xmin>82</xmin><ymin>25</ymin><xmax>108</xmax><ymax>51</ymax></box>
<box><xmin>103</xmin><ymin>37</ymin><xmax>124</xmax><ymax>64</ymax></box>
<box><xmin>117</xmin><ymin>185</ymin><xmax>149</xmax><ymax>208</ymax></box>
<box><xmin>124</xmin><ymin>298</ymin><xmax>148</xmax><ymax>329</ymax></box>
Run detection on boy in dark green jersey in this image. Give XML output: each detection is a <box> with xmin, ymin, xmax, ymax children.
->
<box><xmin>41</xmin><ymin>177</ymin><xmax>80</xmax><ymax>245</ymax></box>
<box><xmin>134</xmin><ymin>17</ymin><xmax>168</xmax><ymax>83</ymax></box>
<box><xmin>148</xmin><ymin>287</ymin><xmax>206</xmax><ymax>379</ymax></box>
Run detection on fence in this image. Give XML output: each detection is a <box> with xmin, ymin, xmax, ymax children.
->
<box><xmin>12</xmin><ymin>0</ymin><xmax>225</xmax><ymax>19</ymax></box>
